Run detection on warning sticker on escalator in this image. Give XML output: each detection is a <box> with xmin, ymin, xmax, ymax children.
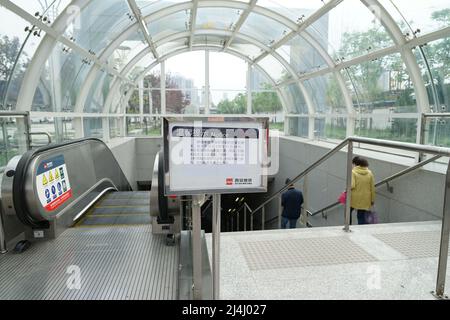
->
<box><xmin>36</xmin><ymin>154</ymin><xmax>72</xmax><ymax>211</ymax></box>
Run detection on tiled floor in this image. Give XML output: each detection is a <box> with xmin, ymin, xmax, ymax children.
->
<box><xmin>206</xmin><ymin>221</ymin><xmax>450</xmax><ymax>300</ymax></box>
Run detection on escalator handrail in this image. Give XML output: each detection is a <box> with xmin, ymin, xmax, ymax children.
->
<box><xmin>12</xmin><ymin>138</ymin><xmax>132</xmax><ymax>228</ymax></box>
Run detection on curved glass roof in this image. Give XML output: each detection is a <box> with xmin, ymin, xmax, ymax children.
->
<box><xmin>0</xmin><ymin>0</ymin><xmax>449</xmax><ymax>148</ymax></box>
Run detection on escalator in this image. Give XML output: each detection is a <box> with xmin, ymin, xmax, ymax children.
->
<box><xmin>74</xmin><ymin>191</ymin><xmax>151</xmax><ymax>227</ymax></box>
<box><xmin>0</xmin><ymin>138</ymin><xmax>179</xmax><ymax>250</ymax></box>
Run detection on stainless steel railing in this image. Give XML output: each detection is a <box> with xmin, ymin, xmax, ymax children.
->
<box><xmin>308</xmin><ymin>154</ymin><xmax>443</xmax><ymax>218</ymax></box>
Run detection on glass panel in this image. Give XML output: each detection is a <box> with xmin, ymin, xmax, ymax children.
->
<box><xmin>355</xmin><ymin>115</ymin><xmax>417</xmax><ymax>143</ymax></box>
<box><xmin>0</xmin><ymin>6</ymin><xmax>45</xmax><ymax>110</ymax></box>
<box><xmin>342</xmin><ymin>53</ymin><xmax>417</xmax><ymax>113</ymax></box>
<box><xmin>210</xmin><ymin>53</ymin><xmax>246</xmax><ymax>91</ymax></box>
<box><xmin>211</xmin><ymin>90</ymin><xmax>246</xmax><ymax>114</ymax></box>
<box><xmin>156</xmin><ymin>39</ymin><xmax>186</xmax><ymax>56</ymax></box>
<box><xmin>167</xmin><ymin>88</ymin><xmax>202</xmax><ymax>114</ymax></box>
<box><xmin>127</xmin><ymin>90</ymin><xmax>140</xmax><ymax>114</ymax></box>
<box><xmin>0</xmin><ymin>114</ymin><xmax>28</xmax><ymax>168</ymax></box>
<box><xmin>240</xmin><ymin>12</ymin><xmax>289</xmax><ymax>47</ymax></box>
<box><xmin>277</xmin><ymin>35</ymin><xmax>328</xmax><ymax>74</ymax></box>
<box><xmin>287</xmin><ymin>117</ymin><xmax>309</xmax><ymax>138</ymax></box>
<box><xmin>257</xmin><ymin>0</ymin><xmax>329</xmax><ymax>24</ymax></box>
<box><xmin>268</xmin><ymin>117</ymin><xmax>284</xmax><ymax>133</ymax></box>
<box><xmin>307</xmin><ymin>0</ymin><xmax>394</xmax><ymax>60</ymax></box>
<box><xmin>413</xmin><ymin>37</ymin><xmax>450</xmax><ymax>112</ymax></box>
<box><xmin>139</xmin><ymin>0</ymin><xmax>187</xmax><ymax>17</ymax></box>
<box><xmin>250</xmin><ymin>66</ymin><xmax>275</xmax><ymax>91</ymax></box>
<box><xmin>128</xmin><ymin>54</ymin><xmax>157</xmax><ymax>81</ymax></box>
<box><xmin>424</xmin><ymin>117</ymin><xmax>450</xmax><ymax>147</ymax></box>
<box><xmin>229</xmin><ymin>43</ymin><xmax>263</xmax><ymax>60</ymax></box>
<box><xmin>144</xmin><ymin>67</ymin><xmax>161</xmax><ymax>89</ymax></box>
<box><xmin>32</xmin><ymin>43</ymin><xmax>90</xmax><ymax>112</ymax></box>
<box><xmin>111</xmin><ymin>33</ymin><xmax>147</xmax><ymax>72</ymax></box>
<box><xmin>126</xmin><ymin>115</ymin><xmax>161</xmax><ymax>136</ymax></box>
<box><xmin>30</xmin><ymin>117</ymin><xmax>74</xmax><ymax>144</ymax></box>
<box><xmin>83</xmin><ymin>117</ymin><xmax>103</xmax><ymax>138</ymax></box>
<box><xmin>196</xmin><ymin>7</ymin><xmax>240</xmax><ymax>31</ymax></box>
<box><xmin>149</xmin><ymin>89</ymin><xmax>161</xmax><ymax>114</ymax></box>
<box><xmin>326</xmin><ymin>116</ymin><xmax>347</xmax><ymax>140</ymax></box>
<box><xmin>194</xmin><ymin>35</ymin><xmax>224</xmax><ymax>47</ymax></box>
<box><xmin>109</xmin><ymin>117</ymin><xmax>123</xmax><ymax>139</ymax></box>
<box><xmin>148</xmin><ymin>10</ymin><xmax>190</xmax><ymax>39</ymax></box>
<box><xmin>85</xmin><ymin>72</ymin><xmax>114</xmax><ymax>113</ymax></box>
<box><xmin>65</xmin><ymin>0</ymin><xmax>133</xmax><ymax>55</ymax></box>
<box><xmin>304</xmin><ymin>73</ymin><xmax>347</xmax><ymax>114</ymax></box>
<box><xmin>165</xmin><ymin>51</ymin><xmax>205</xmax><ymax>95</ymax></box>
<box><xmin>379</xmin><ymin>0</ymin><xmax>450</xmax><ymax>36</ymax></box>
<box><xmin>258</xmin><ymin>55</ymin><xmax>289</xmax><ymax>83</ymax></box>
<box><xmin>252</xmin><ymin>90</ymin><xmax>282</xmax><ymax>114</ymax></box>
<box><xmin>11</xmin><ymin>0</ymin><xmax>71</xmax><ymax>21</ymax></box>
<box><xmin>280</xmin><ymin>83</ymin><xmax>308</xmax><ymax>114</ymax></box>
<box><xmin>58</xmin><ymin>117</ymin><xmax>76</xmax><ymax>141</ymax></box>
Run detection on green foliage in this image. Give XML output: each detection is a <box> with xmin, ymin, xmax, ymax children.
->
<box><xmin>0</xmin><ymin>35</ymin><xmax>21</xmax><ymax>81</ymax></box>
<box><xmin>217</xmin><ymin>93</ymin><xmax>246</xmax><ymax>114</ymax></box>
<box><xmin>252</xmin><ymin>90</ymin><xmax>282</xmax><ymax>113</ymax></box>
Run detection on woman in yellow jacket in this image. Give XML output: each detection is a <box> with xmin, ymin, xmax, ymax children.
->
<box><xmin>350</xmin><ymin>156</ymin><xmax>375</xmax><ymax>225</ymax></box>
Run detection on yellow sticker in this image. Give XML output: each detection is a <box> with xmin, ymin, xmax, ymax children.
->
<box><xmin>55</xmin><ymin>169</ymin><xmax>60</xmax><ymax>180</ymax></box>
<box><xmin>42</xmin><ymin>174</ymin><xmax>48</xmax><ymax>186</ymax></box>
<box><xmin>49</xmin><ymin>171</ymin><xmax>54</xmax><ymax>182</ymax></box>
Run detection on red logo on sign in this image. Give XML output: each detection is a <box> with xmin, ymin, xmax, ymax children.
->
<box><xmin>226</xmin><ymin>178</ymin><xmax>233</xmax><ymax>185</ymax></box>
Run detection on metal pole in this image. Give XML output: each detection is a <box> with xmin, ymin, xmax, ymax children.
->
<box><xmin>344</xmin><ymin>141</ymin><xmax>353</xmax><ymax>232</ymax></box>
<box><xmin>237</xmin><ymin>210</ymin><xmax>240</xmax><ymax>231</ymax></box>
<box><xmin>262</xmin><ymin>206</ymin><xmax>265</xmax><ymax>230</ymax></box>
<box><xmin>418</xmin><ymin>113</ymin><xmax>426</xmax><ymax>162</ymax></box>
<box><xmin>212</xmin><ymin>194</ymin><xmax>221</xmax><ymax>300</ymax></box>
<box><xmin>244</xmin><ymin>206</ymin><xmax>247</xmax><ymax>231</ymax></box>
<box><xmin>434</xmin><ymin>162</ymin><xmax>450</xmax><ymax>298</ymax></box>
<box><xmin>278</xmin><ymin>194</ymin><xmax>282</xmax><ymax>229</ymax></box>
<box><xmin>250</xmin><ymin>213</ymin><xmax>253</xmax><ymax>231</ymax></box>
<box><xmin>0</xmin><ymin>210</ymin><xmax>7</xmax><ymax>254</ymax></box>
<box><xmin>191</xmin><ymin>195</ymin><xmax>203</xmax><ymax>300</ymax></box>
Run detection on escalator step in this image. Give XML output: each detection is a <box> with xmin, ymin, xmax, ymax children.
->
<box><xmin>92</xmin><ymin>206</ymin><xmax>149</xmax><ymax>215</ymax></box>
<box><xmin>78</xmin><ymin>214</ymin><xmax>151</xmax><ymax>227</ymax></box>
<box><xmin>98</xmin><ymin>199</ymin><xmax>149</xmax><ymax>206</ymax></box>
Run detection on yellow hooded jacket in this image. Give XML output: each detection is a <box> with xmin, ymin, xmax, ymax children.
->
<box><xmin>351</xmin><ymin>166</ymin><xmax>375</xmax><ymax>210</ymax></box>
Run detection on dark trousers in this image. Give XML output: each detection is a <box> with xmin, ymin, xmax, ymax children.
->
<box><xmin>349</xmin><ymin>208</ymin><xmax>369</xmax><ymax>225</ymax></box>
<box><xmin>281</xmin><ymin>216</ymin><xmax>298</xmax><ymax>229</ymax></box>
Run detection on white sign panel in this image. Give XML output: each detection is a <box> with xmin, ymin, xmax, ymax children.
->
<box><xmin>164</xmin><ymin>117</ymin><xmax>268</xmax><ymax>195</ymax></box>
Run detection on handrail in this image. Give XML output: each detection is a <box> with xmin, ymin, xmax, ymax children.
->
<box><xmin>422</xmin><ymin>113</ymin><xmax>450</xmax><ymax>118</ymax></box>
<box><xmin>309</xmin><ymin>154</ymin><xmax>443</xmax><ymax>217</ymax></box>
<box><xmin>246</xmin><ymin>138</ymin><xmax>351</xmax><ymax>216</ymax></box>
<box><xmin>244</xmin><ymin>136</ymin><xmax>450</xmax><ymax>221</ymax></box>
<box><xmin>0</xmin><ymin>112</ymin><xmax>29</xmax><ymax>117</ymax></box>
<box><xmin>29</xmin><ymin>131</ymin><xmax>52</xmax><ymax>147</ymax></box>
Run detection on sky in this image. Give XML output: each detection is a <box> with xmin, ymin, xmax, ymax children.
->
<box><xmin>1</xmin><ymin>0</ymin><xmax>449</xmax><ymax>97</ymax></box>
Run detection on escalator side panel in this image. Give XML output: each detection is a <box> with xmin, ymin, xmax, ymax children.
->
<box><xmin>4</xmin><ymin>138</ymin><xmax>132</xmax><ymax>230</ymax></box>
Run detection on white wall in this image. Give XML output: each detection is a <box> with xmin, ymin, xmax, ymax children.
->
<box><xmin>265</xmin><ymin>136</ymin><xmax>446</xmax><ymax>229</ymax></box>
<box><xmin>108</xmin><ymin>137</ymin><xmax>163</xmax><ymax>190</ymax></box>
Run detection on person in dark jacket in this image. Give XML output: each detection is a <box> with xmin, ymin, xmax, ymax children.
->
<box><xmin>281</xmin><ymin>178</ymin><xmax>304</xmax><ymax>229</ymax></box>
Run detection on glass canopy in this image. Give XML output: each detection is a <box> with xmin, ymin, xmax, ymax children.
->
<box><xmin>0</xmin><ymin>0</ymin><xmax>449</xmax><ymax>163</ymax></box>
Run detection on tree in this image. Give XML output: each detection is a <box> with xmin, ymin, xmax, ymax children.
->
<box><xmin>217</xmin><ymin>93</ymin><xmax>246</xmax><ymax>114</ymax></box>
<box><xmin>252</xmin><ymin>83</ymin><xmax>282</xmax><ymax>113</ymax></box>
<box><xmin>128</xmin><ymin>72</ymin><xmax>190</xmax><ymax>114</ymax></box>
<box><xmin>0</xmin><ymin>35</ymin><xmax>21</xmax><ymax>81</ymax></box>
<box><xmin>0</xmin><ymin>35</ymin><xmax>26</xmax><ymax>108</ymax></box>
